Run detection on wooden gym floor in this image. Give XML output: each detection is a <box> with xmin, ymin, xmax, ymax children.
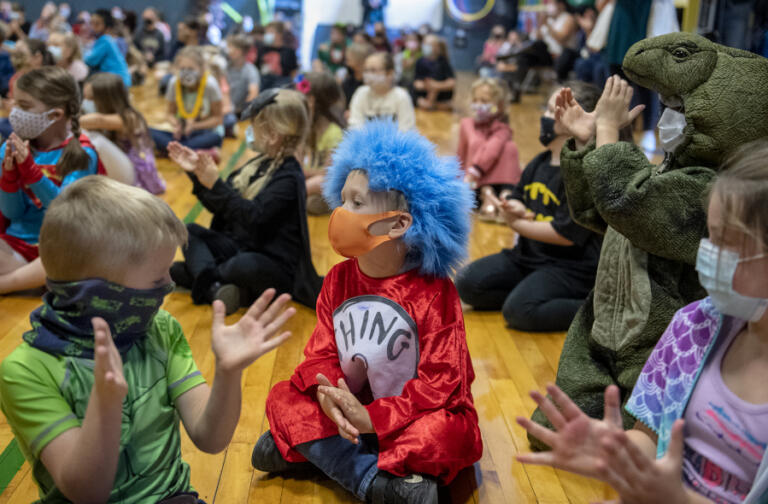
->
<box><xmin>0</xmin><ymin>73</ymin><xmax>615</xmax><ymax>503</ymax></box>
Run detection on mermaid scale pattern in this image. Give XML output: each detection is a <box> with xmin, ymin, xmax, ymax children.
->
<box><xmin>627</xmin><ymin>299</ymin><xmax>719</xmax><ymax>448</ymax></box>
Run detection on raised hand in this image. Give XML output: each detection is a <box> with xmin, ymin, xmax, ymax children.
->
<box><xmin>316</xmin><ymin>373</ymin><xmax>361</xmax><ymax>443</ymax></box>
<box><xmin>595</xmin><ymin>75</ymin><xmax>645</xmax><ymax>131</ymax></box>
<box><xmin>3</xmin><ymin>142</ymin><xmax>14</xmax><ymax>173</ymax></box>
<box><xmin>8</xmin><ymin>133</ymin><xmax>29</xmax><ymax>164</ymax></box>
<box><xmin>195</xmin><ymin>153</ymin><xmax>220</xmax><ymax>189</ymax></box>
<box><xmin>318</xmin><ymin>377</ymin><xmax>374</xmax><ymax>441</ymax></box>
<box><xmin>597</xmin><ymin>420</ymin><xmax>688</xmax><ymax>504</ymax></box>
<box><xmin>554</xmin><ymin>87</ymin><xmax>596</xmax><ymax>145</ymax></box>
<box><xmin>211</xmin><ymin>289</ymin><xmax>295</xmax><ymax>374</ymax></box>
<box><xmin>516</xmin><ymin>384</ymin><xmax>624</xmax><ymax>480</ymax></box>
<box><xmin>91</xmin><ymin>317</ymin><xmax>128</xmax><ymax>401</ymax></box>
<box><xmin>168</xmin><ymin>141</ymin><xmax>199</xmax><ymax>173</ymax></box>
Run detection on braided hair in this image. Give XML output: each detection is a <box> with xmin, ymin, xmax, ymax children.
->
<box><xmin>16</xmin><ymin>67</ymin><xmax>90</xmax><ymax>177</ymax></box>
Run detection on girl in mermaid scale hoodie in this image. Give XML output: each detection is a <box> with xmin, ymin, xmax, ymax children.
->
<box><xmin>517</xmin><ymin>138</ymin><xmax>768</xmax><ymax>504</ymax></box>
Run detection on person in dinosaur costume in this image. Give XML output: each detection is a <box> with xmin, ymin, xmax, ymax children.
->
<box><xmin>529</xmin><ymin>32</ymin><xmax>768</xmax><ymax>448</ymax></box>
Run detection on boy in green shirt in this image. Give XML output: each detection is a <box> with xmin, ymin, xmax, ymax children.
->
<box><xmin>0</xmin><ymin>176</ymin><xmax>295</xmax><ymax>503</ymax></box>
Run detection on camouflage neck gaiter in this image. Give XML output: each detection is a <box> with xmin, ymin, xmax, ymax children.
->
<box><xmin>23</xmin><ymin>279</ymin><xmax>173</xmax><ymax>358</ymax></box>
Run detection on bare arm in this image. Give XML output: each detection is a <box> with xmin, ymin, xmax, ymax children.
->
<box><xmin>246</xmin><ymin>83</ymin><xmax>259</xmax><ymax>103</ymax></box>
<box><xmin>79</xmin><ymin>113</ymin><xmax>125</xmax><ymax>132</ymax></box>
<box><xmin>39</xmin><ymin>319</ymin><xmax>127</xmax><ymax>503</ymax></box>
<box><xmin>511</xmin><ymin>220</ymin><xmax>574</xmax><ymax>246</ymax></box>
<box><xmin>545</xmin><ymin>15</ymin><xmax>578</xmax><ymax>45</ymax></box>
<box><xmin>176</xmin><ymin>291</ymin><xmax>295</xmax><ymax>454</ymax></box>
<box><xmin>189</xmin><ymin>100</ymin><xmax>224</xmax><ymax>132</ymax></box>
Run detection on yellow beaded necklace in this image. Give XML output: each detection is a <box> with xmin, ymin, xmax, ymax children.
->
<box><xmin>175</xmin><ymin>71</ymin><xmax>209</xmax><ymax>120</ymax></box>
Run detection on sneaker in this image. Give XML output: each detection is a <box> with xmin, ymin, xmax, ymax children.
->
<box><xmin>212</xmin><ymin>283</ymin><xmax>242</xmax><ymax>316</ymax></box>
<box><xmin>251</xmin><ymin>431</ymin><xmax>312</xmax><ymax>473</ymax></box>
<box><xmin>367</xmin><ymin>472</ymin><xmax>438</xmax><ymax>504</ymax></box>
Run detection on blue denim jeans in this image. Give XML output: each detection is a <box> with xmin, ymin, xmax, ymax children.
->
<box><xmin>295</xmin><ymin>434</ymin><xmax>380</xmax><ymax>500</ymax></box>
<box><xmin>149</xmin><ymin>128</ymin><xmax>222</xmax><ymax>155</ymax></box>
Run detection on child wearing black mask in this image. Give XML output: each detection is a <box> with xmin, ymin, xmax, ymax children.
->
<box><xmin>455</xmin><ymin>82</ymin><xmax>604</xmax><ymax>332</ymax></box>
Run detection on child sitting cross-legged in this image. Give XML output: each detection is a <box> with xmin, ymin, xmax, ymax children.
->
<box><xmin>251</xmin><ymin>121</ymin><xmax>483</xmax><ymax>504</ymax></box>
<box><xmin>0</xmin><ymin>176</ymin><xmax>295</xmax><ymax>504</ymax></box>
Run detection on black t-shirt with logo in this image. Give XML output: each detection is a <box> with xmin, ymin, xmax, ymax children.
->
<box><xmin>504</xmin><ymin>151</ymin><xmax>602</xmax><ymax>278</ymax></box>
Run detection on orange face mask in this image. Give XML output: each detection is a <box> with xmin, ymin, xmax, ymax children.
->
<box><xmin>328</xmin><ymin>207</ymin><xmax>403</xmax><ymax>258</ymax></box>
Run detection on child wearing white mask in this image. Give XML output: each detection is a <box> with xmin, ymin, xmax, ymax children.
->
<box><xmin>348</xmin><ymin>52</ymin><xmax>415</xmax><ymax>132</ymax></box>
<box><xmin>517</xmin><ymin>138</ymin><xmax>768</xmax><ymax>504</ymax></box>
<box><xmin>0</xmin><ymin>66</ymin><xmax>103</xmax><ymax>295</ymax></box>
<box><xmin>47</xmin><ymin>32</ymin><xmax>88</xmax><ymax>84</ymax></box>
<box><xmin>457</xmin><ymin>77</ymin><xmax>520</xmax><ymax>221</ymax></box>
<box><xmin>149</xmin><ymin>46</ymin><xmax>224</xmax><ymax>158</ymax></box>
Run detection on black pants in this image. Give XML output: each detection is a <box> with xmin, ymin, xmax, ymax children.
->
<box><xmin>179</xmin><ymin>223</ymin><xmax>293</xmax><ymax>304</ymax></box>
<box><xmin>455</xmin><ymin>252</ymin><xmax>594</xmax><ymax>332</ymax></box>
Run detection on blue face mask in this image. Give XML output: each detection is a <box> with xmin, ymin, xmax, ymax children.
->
<box><xmin>246</xmin><ymin>124</ymin><xmax>255</xmax><ymax>147</ymax></box>
<box><xmin>696</xmin><ymin>238</ymin><xmax>768</xmax><ymax>321</ymax></box>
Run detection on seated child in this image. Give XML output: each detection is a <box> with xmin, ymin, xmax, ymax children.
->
<box><xmin>0</xmin><ymin>66</ymin><xmax>103</xmax><ymax>296</ymax></box>
<box><xmin>455</xmin><ymin>81</ymin><xmax>603</xmax><ymax>332</ymax></box>
<box><xmin>80</xmin><ymin>72</ymin><xmax>166</xmax><ymax>194</ymax></box>
<box><xmin>257</xmin><ymin>21</ymin><xmax>298</xmax><ymax>89</ymax></box>
<box><xmin>413</xmin><ymin>35</ymin><xmax>455</xmax><ymax>111</ymax></box>
<box><xmin>168</xmin><ymin>88</ymin><xmax>322</xmax><ymax>314</ymax></box>
<box><xmin>395</xmin><ymin>32</ymin><xmax>422</xmax><ymax>90</ymax></box>
<box><xmin>223</xmin><ymin>34</ymin><xmax>260</xmax><ymax>135</ymax></box>
<box><xmin>349</xmin><ymin>52</ymin><xmax>415</xmax><ymax>132</ymax></box>
<box><xmin>150</xmin><ymin>46</ymin><xmax>224</xmax><ymax>157</ymax></box>
<box><xmin>341</xmin><ymin>42</ymin><xmax>374</xmax><ymax>108</ymax></box>
<box><xmin>517</xmin><ymin>137</ymin><xmax>768</xmax><ymax>504</ymax></box>
<box><xmin>0</xmin><ymin>175</ymin><xmax>295</xmax><ymax>503</ymax></box>
<box><xmin>83</xmin><ymin>9</ymin><xmax>131</xmax><ymax>87</ymax></box>
<box><xmin>477</xmin><ymin>25</ymin><xmax>505</xmax><ymax>78</ymax></box>
<box><xmin>316</xmin><ymin>24</ymin><xmax>347</xmax><ymax>77</ymax></box>
<box><xmin>458</xmin><ymin>77</ymin><xmax>521</xmax><ymax>221</ymax></box>
<box><xmin>300</xmin><ymin>71</ymin><xmax>346</xmax><ymax>216</ymax></box>
<box><xmin>47</xmin><ymin>31</ymin><xmax>89</xmax><ymax>84</ymax></box>
<box><xmin>252</xmin><ymin>121</ymin><xmax>482</xmax><ymax>504</ymax></box>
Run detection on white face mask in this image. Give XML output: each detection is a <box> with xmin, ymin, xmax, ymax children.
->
<box><xmin>179</xmin><ymin>68</ymin><xmax>201</xmax><ymax>87</ymax></box>
<box><xmin>696</xmin><ymin>238</ymin><xmax>768</xmax><ymax>321</ymax></box>
<box><xmin>8</xmin><ymin>107</ymin><xmax>56</xmax><ymax>140</ymax></box>
<box><xmin>48</xmin><ymin>45</ymin><xmax>63</xmax><ymax>63</ymax></box>
<box><xmin>363</xmin><ymin>72</ymin><xmax>389</xmax><ymax>89</ymax></box>
<box><xmin>264</xmin><ymin>32</ymin><xmax>276</xmax><ymax>46</ymax></box>
<box><xmin>81</xmin><ymin>99</ymin><xmax>97</xmax><ymax>115</ymax></box>
<box><xmin>657</xmin><ymin>107</ymin><xmax>687</xmax><ymax>154</ymax></box>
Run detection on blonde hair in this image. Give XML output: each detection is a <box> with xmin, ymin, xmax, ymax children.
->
<box><xmin>232</xmin><ymin>89</ymin><xmax>308</xmax><ymax>200</ymax></box>
<box><xmin>175</xmin><ymin>45</ymin><xmax>206</xmax><ymax>70</ymax></box>
<box><xmin>49</xmin><ymin>31</ymin><xmax>82</xmax><ymax>64</ymax></box>
<box><xmin>470</xmin><ymin>77</ymin><xmax>509</xmax><ymax>105</ymax></box>
<box><xmin>39</xmin><ymin>176</ymin><xmax>187</xmax><ymax>281</ymax></box>
<box><xmin>709</xmin><ymin>138</ymin><xmax>768</xmax><ymax>251</ymax></box>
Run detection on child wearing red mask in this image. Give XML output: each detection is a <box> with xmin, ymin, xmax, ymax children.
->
<box><xmin>251</xmin><ymin>120</ymin><xmax>481</xmax><ymax>504</ymax></box>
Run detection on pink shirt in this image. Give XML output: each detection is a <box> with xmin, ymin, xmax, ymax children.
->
<box><xmin>683</xmin><ymin>323</ymin><xmax>768</xmax><ymax>503</ymax></box>
<box><xmin>457</xmin><ymin>117</ymin><xmax>521</xmax><ymax>186</ymax></box>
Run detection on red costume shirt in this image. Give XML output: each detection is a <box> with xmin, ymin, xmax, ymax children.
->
<box><xmin>265</xmin><ymin>258</ymin><xmax>482</xmax><ymax>483</ymax></box>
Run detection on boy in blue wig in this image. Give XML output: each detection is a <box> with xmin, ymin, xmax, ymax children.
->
<box><xmin>252</xmin><ymin>121</ymin><xmax>482</xmax><ymax>503</ymax></box>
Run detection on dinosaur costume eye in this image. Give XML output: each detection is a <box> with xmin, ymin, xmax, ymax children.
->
<box><xmin>672</xmin><ymin>48</ymin><xmax>690</xmax><ymax>59</ymax></box>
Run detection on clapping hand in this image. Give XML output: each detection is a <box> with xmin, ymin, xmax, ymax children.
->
<box><xmin>8</xmin><ymin>133</ymin><xmax>29</xmax><ymax>164</ymax></box>
<box><xmin>596</xmin><ymin>420</ymin><xmax>688</xmax><ymax>504</ymax></box>
<box><xmin>554</xmin><ymin>87</ymin><xmax>596</xmax><ymax>146</ymax></box>
<box><xmin>168</xmin><ymin>141</ymin><xmax>199</xmax><ymax>172</ymax></box>
<box><xmin>211</xmin><ymin>289</ymin><xmax>295</xmax><ymax>374</ymax></box>
<box><xmin>516</xmin><ymin>384</ymin><xmax>625</xmax><ymax>481</ymax></box>
<box><xmin>91</xmin><ymin>317</ymin><xmax>128</xmax><ymax>402</ymax></box>
<box><xmin>498</xmin><ymin>198</ymin><xmax>533</xmax><ymax>227</ymax></box>
<box><xmin>595</xmin><ymin>75</ymin><xmax>645</xmax><ymax>132</ymax></box>
<box><xmin>316</xmin><ymin>374</ymin><xmax>374</xmax><ymax>443</ymax></box>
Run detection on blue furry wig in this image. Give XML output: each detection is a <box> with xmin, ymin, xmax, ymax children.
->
<box><xmin>323</xmin><ymin>120</ymin><xmax>474</xmax><ymax>278</ymax></box>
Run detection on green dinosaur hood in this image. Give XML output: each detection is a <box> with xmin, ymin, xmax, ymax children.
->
<box><xmin>623</xmin><ymin>32</ymin><xmax>768</xmax><ymax>168</ymax></box>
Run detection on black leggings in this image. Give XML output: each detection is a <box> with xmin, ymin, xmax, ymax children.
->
<box><xmin>179</xmin><ymin>223</ymin><xmax>293</xmax><ymax>304</ymax></box>
<box><xmin>455</xmin><ymin>252</ymin><xmax>594</xmax><ymax>332</ymax></box>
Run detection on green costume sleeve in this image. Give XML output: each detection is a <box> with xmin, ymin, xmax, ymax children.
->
<box><xmin>580</xmin><ymin>142</ymin><xmax>717</xmax><ymax>265</ymax></box>
<box><xmin>560</xmin><ymin>140</ymin><xmax>607</xmax><ymax>235</ymax></box>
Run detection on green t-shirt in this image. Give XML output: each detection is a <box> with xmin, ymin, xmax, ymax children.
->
<box><xmin>0</xmin><ymin>310</ymin><xmax>207</xmax><ymax>503</ymax></box>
